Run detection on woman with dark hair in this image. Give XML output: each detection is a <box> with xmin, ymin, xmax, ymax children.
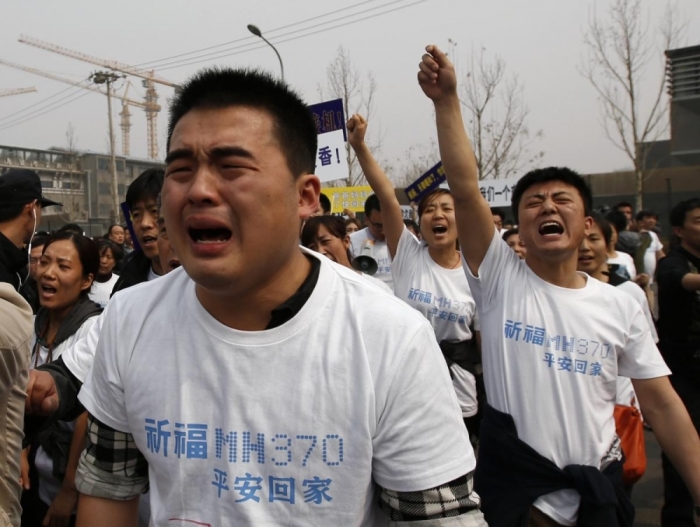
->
<box><xmin>89</xmin><ymin>238</ymin><xmax>123</xmax><ymax>308</ymax></box>
<box><xmin>502</xmin><ymin>228</ymin><xmax>526</xmax><ymax>259</ymax></box>
<box><xmin>347</xmin><ymin>113</ymin><xmax>481</xmax><ymax>447</ymax></box>
<box><xmin>301</xmin><ymin>216</ymin><xmax>391</xmax><ymax>292</ymax></box>
<box><xmin>345</xmin><ymin>217</ymin><xmax>360</xmax><ymax>234</ymax></box>
<box><xmin>21</xmin><ymin>232</ymin><xmax>102</xmax><ymax>527</ymax></box>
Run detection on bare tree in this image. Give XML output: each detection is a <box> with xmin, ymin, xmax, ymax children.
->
<box><xmin>581</xmin><ymin>0</ymin><xmax>685</xmax><ymax>210</ymax></box>
<box><xmin>456</xmin><ymin>41</ymin><xmax>543</xmax><ymax>180</ymax></box>
<box><xmin>391</xmin><ymin>139</ymin><xmax>440</xmax><ymax>189</ymax></box>
<box><xmin>318</xmin><ymin>46</ymin><xmax>383</xmax><ymax>187</ymax></box>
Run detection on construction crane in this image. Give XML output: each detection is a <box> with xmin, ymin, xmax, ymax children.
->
<box><xmin>0</xmin><ymin>58</ymin><xmax>157</xmax><ymax>157</ymax></box>
<box><xmin>0</xmin><ymin>87</ymin><xmax>37</xmax><ymax>97</ymax></box>
<box><xmin>19</xmin><ymin>34</ymin><xmax>179</xmax><ymax>159</ymax></box>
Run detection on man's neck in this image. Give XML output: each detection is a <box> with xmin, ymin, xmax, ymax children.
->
<box><xmin>150</xmin><ymin>257</ymin><xmax>163</xmax><ymax>276</ymax></box>
<box><xmin>0</xmin><ymin>224</ymin><xmax>26</xmax><ymax>249</ymax></box>
<box><xmin>96</xmin><ymin>273</ymin><xmax>112</xmax><ymax>283</ymax></box>
<box><xmin>525</xmin><ymin>253</ymin><xmax>586</xmax><ymax>289</ymax></box>
<box><xmin>196</xmin><ymin>249</ymin><xmax>313</xmax><ymax>331</ymax></box>
<box><xmin>680</xmin><ymin>241</ymin><xmax>700</xmax><ymax>260</ymax></box>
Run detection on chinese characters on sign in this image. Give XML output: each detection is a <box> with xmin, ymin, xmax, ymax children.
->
<box><xmin>309</xmin><ymin>99</ymin><xmax>350</xmax><ymax>183</ymax></box>
<box><xmin>478</xmin><ymin>176</ymin><xmax>522</xmax><ymax>208</ymax></box>
<box><xmin>320</xmin><ymin>186</ymin><xmax>372</xmax><ymax>214</ymax></box>
<box><xmin>404</xmin><ymin>162</ymin><xmax>445</xmax><ymax>203</ymax></box>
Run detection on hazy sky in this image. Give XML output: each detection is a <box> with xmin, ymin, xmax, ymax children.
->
<box><xmin>0</xmin><ymin>0</ymin><xmax>698</xmax><ymax>178</ymax></box>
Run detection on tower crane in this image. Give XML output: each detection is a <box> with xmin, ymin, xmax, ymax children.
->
<box><xmin>0</xmin><ymin>87</ymin><xmax>37</xmax><ymax>97</ymax></box>
<box><xmin>0</xmin><ymin>58</ymin><xmax>157</xmax><ymax>157</ymax></box>
<box><xmin>19</xmin><ymin>34</ymin><xmax>179</xmax><ymax>159</ymax></box>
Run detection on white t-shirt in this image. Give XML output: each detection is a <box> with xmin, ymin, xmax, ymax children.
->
<box><xmin>79</xmin><ymin>251</ymin><xmax>475</xmax><ymax>526</ymax></box>
<box><xmin>615</xmin><ymin>280</ymin><xmax>658</xmax><ymax>410</ymax></box>
<box><xmin>607</xmin><ymin>252</ymin><xmax>637</xmax><ymax>280</ymax></box>
<box><xmin>89</xmin><ymin>274</ymin><xmax>120</xmax><ymax>308</ymax></box>
<box><xmin>643</xmin><ymin>231</ymin><xmax>663</xmax><ymax>283</ymax></box>
<box><xmin>392</xmin><ymin>227</ymin><xmax>478</xmax><ymax>417</ymax></box>
<box><xmin>464</xmin><ymin>231</ymin><xmax>670</xmax><ymax>525</ymax></box>
<box><xmin>31</xmin><ymin>316</ymin><xmax>100</xmax><ymax>506</ymax></box>
<box><xmin>349</xmin><ymin>228</ymin><xmax>393</xmax><ymax>289</ymax></box>
<box><xmin>147</xmin><ymin>265</ymin><xmax>161</xmax><ymax>282</ymax></box>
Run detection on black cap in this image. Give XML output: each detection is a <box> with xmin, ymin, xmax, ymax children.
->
<box><xmin>0</xmin><ymin>168</ymin><xmax>62</xmax><ymax>208</ymax></box>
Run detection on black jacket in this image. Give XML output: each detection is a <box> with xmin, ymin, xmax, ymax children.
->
<box><xmin>474</xmin><ymin>404</ymin><xmax>634</xmax><ymax>527</ymax></box>
<box><xmin>0</xmin><ymin>231</ymin><xmax>27</xmax><ymax>290</ymax></box>
<box><xmin>111</xmin><ymin>250</ymin><xmax>153</xmax><ymax>297</ymax></box>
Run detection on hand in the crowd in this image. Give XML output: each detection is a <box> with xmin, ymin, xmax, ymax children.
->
<box><xmin>43</xmin><ymin>486</ymin><xmax>78</xmax><ymax>527</ymax></box>
<box><xmin>636</xmin><ymin>273</ymin><xmax>650</xmax><ymax>287</ymax></box>
<box><xmin>26</xmin><ymin>370</ymin><xmax>60</xmax><ymax>416</ymax></box>
<box><xmin>347</xmin><ymin>113</ymin><xmax>368</xmax><ymax>149</ymax></box>
<box><xmin>19</xmin><ymin>447</ymin><xmax>30</xmax><ymax>490</ymax></box>
<box><xmin>343</xmin><ymin>208</ymin><xmax>356</xmax><ymax>219</ymax></box>
<box><xmin>417</xmin><ymin>44</ymin><xmax>457</xmax><ymax>103</ymax></box>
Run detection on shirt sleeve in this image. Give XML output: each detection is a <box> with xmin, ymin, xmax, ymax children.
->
<box><xmin>462</xmin><ymin>228</ymin><xmax>520</xmax><ymax>311</ymax></box>
<box><xmin>78</xmin><ymin>297</ymin><xmax>132</xmax><ymax>433</ymax></box>
<box><xmin>391</xmin><ymin>226</ymin><xmax>422</xmax><ymax>282</ymax></box>
<box><xmin>75</xmin><ymin>414</ymin><xmax>149</xmax><ymax>500</ymax></box>
<box><xmin>372</xmin><ymin>320</ymin><xmax>474</xmax><ymax>492</ymax></box>
<box><xmin>63</xmin><ymin>310</ymin><xmax>105</xmax><ymax>383</ymax></box>
<box><xmin>617</xmin><ymin>302</ymin><xmax>670</xmax><ymax>380</ymax></box>
<box><xmin>657</xmin><ymin>255</ymin><xmax>691</xmax><ymax>291</ymax></box>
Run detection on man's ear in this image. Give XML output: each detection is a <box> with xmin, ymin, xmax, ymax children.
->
<box><xmin>297</xmin><ymin>174</ymin><xmax>321</xmax><ymax>220</ymax></box>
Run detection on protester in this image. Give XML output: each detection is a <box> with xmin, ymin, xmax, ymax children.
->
<box><xmin>156</xmin><ymin>214</ymin><xmax>181</xmax><ymax>274</ymax></box>
<box><xmin>657</xmin><ymin>198</ymin><xmax>700</xmax><ymax>527</ymax></box>
<box><xmin>88</xmin><ymin>239</ymin><xmax>122</xmax><ymax>309</ymax></box>
<box><xmin>347</xmin><ymin>112</ymin><xmax>482</xmax><ymax>446</ymax></box>
<box><xmin>112</xmin><ymin>169</ymin><xmax>164</xmax><ymax>294</ymax></box>
<box><xmin>105</xmin><ymin>224</ymin><xmax>125</xmax><ymax>246</ymax></box>
<box><xmin>349</xmin><ymin>194</ymin><xmax>394</xmax><ymax>288</ymax></box>
<box><xmin>57</xmin><ymin>224</ymin><xmax>83</xmax><ymax>236</ymax></box>
<box><xmin>605</xmin><ymin>211</ymin><xmax>638</xmax><ymax>281</ymax></box>
<box><xmin>344</xmin><ymin>217</ymin><xmax>360</xmax><ymax>234</ymax></box>
<box><xmin>21</xmin><ymin>232</ymin><xmax>101</xmax><ymax>527</ymax></box>
<box><xmin>22</xmin><ymin>234</ymin><xmax>49</xmax><ymax>314</ymax></box>
<box><xmin>403</xmin><ymin>218</ymin><xmax>420</xmax><ymax>239</ymax></box>
<box><xmin>614</xmin><ymin>201</ymin><xmax>635</xmax><ymax>228</ymax></box>
<box><xmin>419</xmin><ymin>43</ymin><xmax>700</xmax><ymax>527</ymax></box>
<box><xmin>122</xmin><ymin>227</ymin><xmax>134</xmax><ymax>255</ymax></box>
<box><xmin>491</xmin><ymin>208</ymin><xmax>504</xmax><ymax>232</ymax></box>
<box><xmin>301</xmin><ymin>215</ymin><xmax>391</xmax><ymax>292</ymax></box>
<box><xmin>72</xmin><ymin>67</ymin><xmax>482</xmax><ymax>526</ymax></box>
<box><xmin>0</xmin><ymin>169</ymin><xmax>42</xmax><ymax>526</ymax></box>
<box><xmin>502</xmin><ymin>228</ymin><xmax>526</xmax><ymax>259</ymax></box>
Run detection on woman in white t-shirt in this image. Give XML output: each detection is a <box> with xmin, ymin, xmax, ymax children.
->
<box><xmin>300</xmin><ymin>215</ymin><xmax>393</xmax><ymax>293</ymax></box>
<box><xmin>88</xmin><ymin>238</ymin><xmax>122</xmax><ymax>308</ymax></box>
<box><xmin>347</xmin><ymin>113</ymin><xmax>481</xmax><ymax>444</ymax></box>
<box><xmin>21</xmin><ymin>232</ymin><xmax>102</xmax><ymax>527</ymax></box>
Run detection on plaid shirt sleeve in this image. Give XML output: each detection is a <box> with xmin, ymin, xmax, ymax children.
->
<box><xmin>379</xmin><ymin>471</ymin><xmax>482</xmax><ymax>524</ymax></box>
<box><xmin>75</xmin><ymin>413</ymin><xmax>149</xmax><ymax>500</ymax></box>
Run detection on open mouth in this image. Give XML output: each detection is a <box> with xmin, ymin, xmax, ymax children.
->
<box><xmin>188</xmin><ymin>228</ymin><xmax>232</xmax><ymax>244</ymax></box>
<box><xmin>432</xmin><ymin>225</ymin><xmax>448</xmax><ymax>235</ymax></box>
<box><xmin>538</xmin><ymin>221</ymin><xmax>564</xmax><ymax>237</ymax></box>
<box><xmin>141</xmin><ymin>235</ymin><xmax>158</xmax><ymax>246</ymax></box>
<box><xmin>41</xmin><ymin>284</ymin><xmax>57</xmax><ymax>298</ymax></box>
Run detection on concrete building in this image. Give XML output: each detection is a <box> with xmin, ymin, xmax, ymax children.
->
<box><xmin>0</xmin><ymin>143</ymin><xmax>163</xmax><ymax>235</ymax></box>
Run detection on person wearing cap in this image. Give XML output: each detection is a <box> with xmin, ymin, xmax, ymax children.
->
<box><xmin>0</xmin><ymin>168</ymin><xmax>59</xmax><ymax>526</ymax></box>
<box><xmin>0</xmin><ymin>169</ymin><xmax>61</xmax><ymax>293</ymax></box>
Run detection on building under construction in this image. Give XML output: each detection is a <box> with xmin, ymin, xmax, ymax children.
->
<box><xmin>0</xmin><ymin>143</ymin><xmax>163</xmax><ymax>234</ymax></box>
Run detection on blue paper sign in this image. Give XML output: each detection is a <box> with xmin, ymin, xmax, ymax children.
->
<box><xmin>404</xmin><ymin>161</ymin><xmax>445</xmax><ymax>203</ymax></box>
<box><xmin>309</xmin><ymin>99</ymin><xmax>346</xmax><ymax>141</ymax></box>
<box><xmin>120</xmin><ymin>201</ymin><xmax>141</xmax><ymax>253</ymax></box>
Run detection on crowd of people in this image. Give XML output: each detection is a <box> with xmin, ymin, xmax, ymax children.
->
<box><xmin>0</xmin><ymin>44</ymin><xmax>698</xmax><ymax>527</ymax></box>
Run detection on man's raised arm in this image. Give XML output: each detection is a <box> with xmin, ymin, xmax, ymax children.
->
<box><xmin>418</xmin><ymin>44</ymin><xmax>494</xmax><ymax>274</ymax></box>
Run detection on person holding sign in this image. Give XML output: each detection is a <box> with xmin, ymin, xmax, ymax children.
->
<box><xmin>418</xmin><ymin>44</ymin><xmax>700</xmax><ymax>527</ymax></box>
<box><xmin>347</xmin><ymin>113</ymin><xmax>483</xmax><ymax>446</ymax></box>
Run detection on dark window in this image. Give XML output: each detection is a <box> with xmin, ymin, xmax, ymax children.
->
<box><xmin>98</xmin><ymin>158</ymin><xmax>109</xmax><ymax>171</ymax></box>
<box><xmin>98</xmin><ymin>182</ymin><xmax>111</xmax><ymax>194</ymax></box>
<box><xmin>41</xmin><ymin>179</ymin><xmax>53</xmax><ymax>189</ymax></box>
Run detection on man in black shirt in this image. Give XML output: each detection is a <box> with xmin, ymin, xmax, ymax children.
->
<box><xmin>657</xmin><ymin>197</ymin><xmax>700</xmax><ymax>527</ymax></box>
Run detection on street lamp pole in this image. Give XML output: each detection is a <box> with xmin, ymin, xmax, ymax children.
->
<box><xmin>91</xmin><ymin>71</ymin><xmax>122</xmax><ymax>224</ymax></box>
<box><xmin>247</xmin><ymin>24</ymin><xmax>285</xmax><ymax>81</ymax></box>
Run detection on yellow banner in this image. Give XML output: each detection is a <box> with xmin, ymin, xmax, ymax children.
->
<box><xmin>321</xmin><ymin>186</ymin><xmax>373</xmax><ymax>213</ymax></box>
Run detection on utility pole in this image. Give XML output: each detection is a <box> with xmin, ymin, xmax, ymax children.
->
<box><xmin>91</xmin><ymin>71</ymin><xmax>122</xmax><ymax>223</ymax></box>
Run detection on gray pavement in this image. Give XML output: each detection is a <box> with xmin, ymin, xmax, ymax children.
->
<box><xmin>632</xmin><ymin>429</ymin><xmax>664</xmax><ymax>526</ymax></box>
